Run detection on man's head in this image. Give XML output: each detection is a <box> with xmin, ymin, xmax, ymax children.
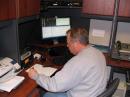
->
<box><xmin>66</xmin><ymin>27</ymin><xmax>89</xmax><ymax>55</ymax></box>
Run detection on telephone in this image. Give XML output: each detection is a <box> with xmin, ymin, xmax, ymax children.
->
<box><xmin>116</xmin><ymin>41</ymin><xmax>121</xmax><ymax>50</ymax></box>
<box><xmin>0</xmin><ymin>57</ymin><xmax>21</xmax><ymax>83</ymax></box>
<box><xmin>115</xmin><ymin>41</ymin><xmax>130</xmax><ymax>53</ymax></box>
<box><xmin>115</xmin><ymin>41</ymin><xmax>122</xmax><ymax>56</ymax></box>
<box><xmin>111</xmin><ymin>41</ymin><xmax>130</xmax><ymax>61</ymax></box>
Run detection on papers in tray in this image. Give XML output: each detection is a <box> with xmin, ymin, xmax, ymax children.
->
<box><xmin>26</xmin><ymin>64</ymin><xmax>57</xmax><ymax>76</ymax></box>
<box><xmin>0</xmin><ymin>76</ymin><xmax>25</xmax><ymax>92</ymax></box>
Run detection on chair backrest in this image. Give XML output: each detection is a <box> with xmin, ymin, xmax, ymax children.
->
<box><xmin>97</xmin><ymin>78</ymin><xmax>120</xmax><ymax>97</ymax></box>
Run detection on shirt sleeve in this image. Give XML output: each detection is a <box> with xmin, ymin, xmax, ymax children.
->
<box><xmin>35</xmin><ymin>57</ymin><xmax>83</xmax><ymax>92</ymax></box>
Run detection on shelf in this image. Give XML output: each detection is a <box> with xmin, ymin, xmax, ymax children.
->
<box><xmin>28</xmin><ymin>42</ymin><xmax>66</xmax><ymax>49</ymax></box>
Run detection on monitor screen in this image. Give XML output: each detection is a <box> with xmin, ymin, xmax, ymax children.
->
<box><xmin>116</xmin><ymin>22</ymin><xmax>130</xmax><ymax>43</ymax></box>
<box><xmin>42</xmin><ymin>25</ymin><xmax>70</xmax><ymax>39</ymax></box>
<box><xmin>89</xmin><ymin>19</ymin><xmax>112</xmax><ymax>47</ymax></box>
<box><xmin>56</xmin><ymin>18</ymin><xmax>70</xmax><ymax>26</ymax></box>
<box><xmin>42</xmin><ymin>17</ymin><xmax>70</xmax><ymax>39</ymax></box>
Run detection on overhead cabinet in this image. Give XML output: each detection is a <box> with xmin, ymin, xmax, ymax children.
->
<box><xmin>18</xmin><ymin>0</ymin><xmax>40</xmax><ymax>18</ymax></box>
<box><xmin>118</xmin><ymin>0</ymin><xmax>130</xmax><ymax>17</ymax></box>
<box><xmin>0</xmin><ymin>0</ymin><xmax>40</xmax><ymax>21</ymax></box>
<box><xmin>82</xmin><ymin>0</ymin><xmax>115</xmax><ymax>16</ymax></box>
<box><xmin>82</xmin><ymin>0</ymin><xmax>130</xmax><ymax>17</ymax></box>
<box><xmin>0</xmin><ymin>0</ymin><xmax>16</xmax><ymax>21</ymax></box>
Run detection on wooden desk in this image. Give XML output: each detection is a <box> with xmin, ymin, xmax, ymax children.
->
<box><xmin>28</xmin><ymin>42</ymin><xmax>66</xmax><ymax>49</ymax></box>
<box><xmin>104</xmin><ymin>53</ymin><xmax>130</xmax><ymax>69</ymax></box>
<box><xmin>0</xmin><ymin>59</ymin><xmax>63</xmax><ymax>97</ymax></box>
<box><xmin>0</xmin><ymin>70</ymin><xmax>37</xmax><ymax>97</ymax></box>
<box><xmin>104</xmin><ymin>53</ymin><xmax>130</xmax><ymax>82</ymax></box>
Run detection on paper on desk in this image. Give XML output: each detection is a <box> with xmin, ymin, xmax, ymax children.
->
<box><xmin>0</xmin><ymin>76</ymin><xmax>25</xmax><ymax>92</ymax></box>
<box><xmin>27</xmin><ymin>64</ymin><xmax>57</xmax><ymax>76</ymax></box>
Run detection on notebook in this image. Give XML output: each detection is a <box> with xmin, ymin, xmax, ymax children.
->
<box><xmin>26</xmin><ymin>64</ymin><xmax>57</xmax><ymax>76</ymax></box>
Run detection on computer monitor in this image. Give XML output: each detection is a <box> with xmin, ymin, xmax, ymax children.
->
<box><xmin>42</xmin><ymin>17</ymin><xmax>71</xmax><ymax>44</ymax></box>
<box><xmin>89</xmin><ymin>19</ymin><xmax>112</xmax><ymax>47</ymax></box>
<box><xmin>116</xmin><ymin>21</ymin><xmax>130</xmax><ymax>43</ymax></box>
<box><xmin>42</xmin><ymin>25</ymin><xmax>70</xmax><ymax>39</ymax></box>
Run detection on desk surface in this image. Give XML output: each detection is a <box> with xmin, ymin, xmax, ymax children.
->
<box><xmin>0</xmin><ymin>59</ymin><xmax>62</xmax><ymax>97</ymax></box>
<box><xmin>0</xmin><ymin>70</ymin><xmax>37</xmax><ymax>97</ymax></box>
<box><xmin>28</xmin><ymin>42</ymin><xmax>66</xmax><ymax>49</ymax></box>
<box><xmin>104</xmin><ymin>53</ymin><xmax>130</xmax><ymax>69</ymax></box>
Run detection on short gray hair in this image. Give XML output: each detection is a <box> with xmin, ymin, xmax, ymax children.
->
<box><xmin>66</xmin><ymin>27</ymin><xmax>89</xmax><ymax>45</ymax></box>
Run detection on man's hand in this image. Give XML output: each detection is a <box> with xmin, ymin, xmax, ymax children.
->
<box><xmin>27</xmin><ymin>67</ymin><xmax>38</xmax><ymax>80</ymax></box>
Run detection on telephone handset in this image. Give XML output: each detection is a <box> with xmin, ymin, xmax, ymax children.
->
<box><xmin>115</xmin><ymin>41</ymin><xmax>122</xmax><ymax>56</ymax></box>
<box><xmin>112</xmin><ymin>41</ymin><xmax>130</xmax><ymax>61</ymax></box>
<box><xmin>0</xmin><ymin>57</ymin><xmax>21</xmax><ymax>83</ymax></box>
<box><xmin>116</xmin><ymin>41</ymin><xmax>122</xmax><ymax>50</ymax></box>
<box><xmin>1</xmin><ymin>57</ymin><xmax>21</xmax><ymax>70</ymax></box>
<box><xmin>115</xmin><ymin>41</ymin><xmax>130</xmax><ymax>51</ymax></box>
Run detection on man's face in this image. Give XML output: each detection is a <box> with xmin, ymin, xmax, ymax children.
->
<box><xmin>67</xmin><ymin>33</ymin><xmax>77</xmax><ymax>55</ymax></box>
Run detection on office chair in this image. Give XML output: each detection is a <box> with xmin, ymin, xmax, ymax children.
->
<box><xmin>97</xmin><ymin>78</ymin><xmax>120</xmax><ymax>97</ymax></box>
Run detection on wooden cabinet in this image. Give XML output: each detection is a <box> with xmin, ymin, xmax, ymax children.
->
<box><xmin>0</xmin><ymin>0</ymin><xmax>16</xmax><ymax>21</ymax></box>
<box><xmin>118</xmin><ymin>0</ymin><xmax>130</xmax><ymax>17</ymax></box>
<box><xmin>17</xmin><ymin>0</ymin><xmax>40</xmax><ymax>18</ymax></box>
<box><xmin>27</xmin><ymin>0</ymin><xmax>40</xmax><ymax>17</ymax></box>
<box><xmin>82</xmin><ymin>0</ymin><xmax>115</xmax><ymax>16</ymax></box>
<box><xmin>82</xmin><ymin>0</ymin><xmax>130</xmax><ymax>17</ymax></box>
<box><xmin>17</xmin><ymin>0</ymin><xmax>28</xmax><ymax>18</ymax></box>
<box><xmin>0</xmin><ymin>0</ymin><xmax>40</xmax><ymax>21</ymax></box>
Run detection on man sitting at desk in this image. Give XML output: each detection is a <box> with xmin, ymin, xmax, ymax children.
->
<box><xmin>28</xmin><ymin>27</ymin><xmax>107</xmax><ymax>97</ymax></box>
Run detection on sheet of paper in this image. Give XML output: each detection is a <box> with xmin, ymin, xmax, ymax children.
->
<box><xmin>0</xmin><ymin>76</ymin><xmax>25</xmax><ymax>92</ymax></box>
<box><xmin>27</xmin><ymin>64</ymin><xmax>57</xmax><ymax>76</ymax></box>
<box><xmin>92</xmin><ymin>29</ymin><xmax>105</xmax><ymax>37</ymax></box>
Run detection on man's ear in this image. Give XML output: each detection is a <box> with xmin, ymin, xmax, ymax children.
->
<box><xmin>73</xmin><ymin>41</ymin><xmax>79</xmax><ymax>47</ymax></box>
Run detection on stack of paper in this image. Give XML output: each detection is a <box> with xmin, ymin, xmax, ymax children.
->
<box><xmin>0</xmin><ymin>76</ymin><xmax>25</xmax><ymax>92</ymax></box>
<box><xmin>27</xmin><ymin>64</ymin><xmax>57</xmax><ymax>76</ymax></box>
